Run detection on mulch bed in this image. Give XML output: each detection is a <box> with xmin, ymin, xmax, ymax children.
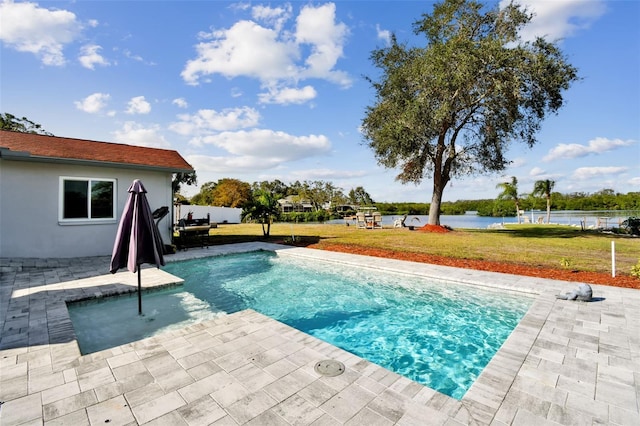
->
<box><xmin>416</xmin><ymin>224</ymin><xmax>450</xmax><ymax>233</ymax></box>
<box><xmin>307</xmin><ymin>243</ymin><xmax>640</xmax><ymax>290</ymax></box>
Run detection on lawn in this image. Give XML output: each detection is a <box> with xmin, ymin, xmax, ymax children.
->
<box><xmin>198</xmin><ymin>222</ymin><xmax>640</xmax><ymax>280</ymax></box>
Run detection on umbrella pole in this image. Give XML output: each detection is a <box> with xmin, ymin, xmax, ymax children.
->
<box><xmin>138</xmin><ymin>265</ymin><xmax>142</xmax><ymax>315</ymax></box>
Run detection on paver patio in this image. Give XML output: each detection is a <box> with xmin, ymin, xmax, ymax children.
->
<box><xmin>1</xmin><ymin>242</ymin><xmax>638</xmax><ymax>425</ymax></box>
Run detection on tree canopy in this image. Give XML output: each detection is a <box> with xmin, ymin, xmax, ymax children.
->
<box><xmin>496</xmin><ymin>176</ymin><xmax>521</xmax><ymax>223</ymax></box>
<box><xmin>361</xmin><ymin>0</ymin><xmax>579</xmax><ymax>225</ymax></box>
<box><xmin>191</xmin><ymin>178</ymin><xmax>252</xmax><ymax>207</ymax></box>
<box><xmin>172</xmin><ymin>171</ymin><xmax>197</xmax><ymax>193</ymax></box>
<box><xmin>242</xmin><ymin>189</ymin><xmax>280</xmax><ymax>236</ymax></box>
<box><xmin>348</xmin><ymin>186</ymin><xmax>374</xmax><ymax>206</ymax></box>
<box><xmin>1</xmin><ymin>113</ymin><xmax>53</xmax><ymax>135</ymax></box>
<box><xmin>532</xmin><ymin>179</ymin><xmax>555</xmax><ymax>223</ymax></box>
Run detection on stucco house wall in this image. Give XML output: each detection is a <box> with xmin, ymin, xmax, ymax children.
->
<box><xmin>0</xmin><ymin>130</ymin><xmax>193</xmax><ymax>259</ymax></box>
<box><xmin>0</xmin><ymin>161</ymin><xmax>175</xmax><ymax>258</ymax></box>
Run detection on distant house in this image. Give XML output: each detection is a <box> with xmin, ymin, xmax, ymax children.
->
<box><xmin>277</xmin><ymin>195</ymin><xmax>314</xmax><ymax>213</ymax></box>
<box><xmin>0</xmin><ymin>130</ymin><xmax>193</xmax><ymax>258</ymax></box>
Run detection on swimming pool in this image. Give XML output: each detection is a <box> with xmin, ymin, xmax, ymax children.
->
<box><xmin>68</xmin><ymin>250</ymin><xmax>532</xmax><ymax>399</ymax></box>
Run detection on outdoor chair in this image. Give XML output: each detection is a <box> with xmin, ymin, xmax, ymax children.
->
<box><xmin>372</xmin><ymin>212</ymin><xmax>383</xmax><ymax>229</ymax></box>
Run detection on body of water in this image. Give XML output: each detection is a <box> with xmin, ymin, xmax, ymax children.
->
<box><xmin>330</xmin><ymin>210</ymin><xmax>638</xmax><ymax>229</ymax></box>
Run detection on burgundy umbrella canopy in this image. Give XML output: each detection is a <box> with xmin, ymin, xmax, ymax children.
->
<box><xmin>110</xmin><ymin>179</ymin><xmax>165</xmax><ymax>314</ymax></box>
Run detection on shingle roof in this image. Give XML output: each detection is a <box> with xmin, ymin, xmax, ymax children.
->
<box><xmin>0</xmin><ymin>130</ymin><xmax>193</xmax><ymax>172</ymax></box>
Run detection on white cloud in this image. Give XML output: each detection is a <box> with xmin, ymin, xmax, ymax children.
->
<box><xmin>508</xmin><ymin>157</ymin><xmax>527</xmax><ymax>168</ymax></box>
<box><xmin>258</xmin><ymin>85</ymin><xmax>317</xmax><ymax>105</ymax></box>
<box><xmin>376</xmin><ymin>24</ymin><xmax>391</xmax><ymax>45</ymax></box>
<box><xmin>78</xmin><ymin>44</ymin><xmax>109</xmax><ymax>69</ymax></box>
<box><xmin>172</xmin><ymin>98</ymin><xmax>188</xmax><ymax>108</ymax></box>
<box><xmin>170</xmin><ymin>107</ymin><xmax>261</xmax><ymax>136</ymax></box>
<box><xmin>252</xmin><ymin>3</ymin><xmax>292</xmax><ymax>32</ymax></box>
<box><xmin>529</xmin><ymin>167</ymin><xmax>545</xmax><ymax>176</ymax></box>
<box><xmin>182</xmin><ymin>20</ymin><xmax>297</xmax><ymax>85</ymax></box>
<box><xmin>120</xmin><ymin>48</ymin><xmax>155</xmax><ymax>65</ymax></box>
<box><xmin>112</xmin><ymin>121</ymin><xmax>170</xmax><ymax>148</ymax></box>
<box><xmin>230</xmin><ymin>87</ymin><xmax>243</xmax><ymax>98</ymax></box>
<box><xmin>571</xmin><ymin>166</ymin><xmax>628</xmax><ymax>180</ymax></box>
<box><xmin>185</xmin><ymin>133</ymin><xmax>335</xmax><ymax>177</ymax></box>
<box><xmin>628</xmin><ymin>177</ymin><xmax>640</xmax><ymax>187</ymax></box>
<box><xmin>181</xmin><ymin>3</ymin><xmax>351</xmax><ymax>93</ymax></box>
<box><xmin>186</xmin><ymin>154</ymin><xmax>282</xmax><ymax>174</ymax></box>
<box><xmin>229</xmin><ymin>2</ymin><xmax>250</xmax><ymax>13</ymax></box>
<box><xmin>200</xmin><ymin>129</ymin><xmax>331</xmax><ymax>161</ymax></box>
<box><xmin>125</xmin><ymin>96</ymin><xmax>151</xmax><ymax>115</ymax></box>
<box><xmin>544</xmin><ymin>137</ymin><xmax>635</xmax><ymax>161</ymax></box>
<box><xmin>184</xmin><ymin>128</ymin><xmax>331</xmax><ymax>175</ymax></box>
<box><xmin>290</xmin><ymin>168</ymin><xmax>367</xmax><ymax>180</ymax></box>
<box><xmin>500</xmin><ymin>0</ymin><xmax>607</xmax><ymax>42</ymax></box>
<box><xmin>74</xmin><ymin>92</ymin><xmax>110</xmax><ymax>113</ymax></box>
<box><xmin>295</xmin><ymin>3</ymin><xmax>350</xmax><ymax>85</ymax></box>
<box><xmin>122</xmin><ymin>49</ymin><xmax>141</xmax><ymax>61</ymax></box>
<box><xmin>0</xmin><ymin>0</ymin><xmax>82</xmax><ymax>65</ymax></box>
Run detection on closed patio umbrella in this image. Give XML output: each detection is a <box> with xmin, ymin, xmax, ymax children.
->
<box><xmin>110</xmin><ymin>179</ymin><xmax>165</xmax><ymax>314</ymax></box>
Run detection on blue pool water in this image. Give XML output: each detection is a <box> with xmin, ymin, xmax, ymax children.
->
<box><xmin>68</xmin><ymin>251</ymin><xmax>532</xmax><ymax>399</ymax></box>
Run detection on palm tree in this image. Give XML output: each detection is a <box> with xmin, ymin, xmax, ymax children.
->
<box><xmin>532</xmin><ymin>179</ymin><xmax>555</xmax><ymax>224</ymax></box>
<box><xmin>496</xmin><ymin>176</ymin><xmax>521</xmax><ymax>223</ymax></box>
<box><xmin>242</xmin><ymin>190</ymin><xmax>280</xmax><ymax>237</ymax></box>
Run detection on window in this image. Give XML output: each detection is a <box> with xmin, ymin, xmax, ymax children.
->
<box><xmin>60</xmin><ymin>177</ymin><xmax>116</xmax><ymax>222</ymax></box>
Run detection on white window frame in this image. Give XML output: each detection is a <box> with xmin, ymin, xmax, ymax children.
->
<box><xmin>59</xmin><ymin>177</ymin><xmax>117</xmax><ymax>224</ymax></box>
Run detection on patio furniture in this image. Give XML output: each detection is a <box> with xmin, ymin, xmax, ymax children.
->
<box><xmin>372</xmin><ymin>212</ymin><xmax>383</xmax><ymax>229</ymax></box>
<box><xmin>176</xmin><ymin>218</ymin><xmax>212</xmax><ymax>250</ymax></box>
<box><xmin>355</xmin><ymin>207</ymin><xmax>382</xmax><ymax>229</ymax></box>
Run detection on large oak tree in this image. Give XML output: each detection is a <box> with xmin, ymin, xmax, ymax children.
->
<box><xmin>0</xmin><ymin>113</ymin><xmax>53</xmax><ymax>135</ymax></box>
<box><xmin>361</xmin><ymin>0</ymin><xmax>579</xmax><ymax>225</ymax></box>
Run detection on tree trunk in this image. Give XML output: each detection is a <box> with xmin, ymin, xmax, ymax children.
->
<box><xmin>546</xmin><ymin>196</ymin><xmax>551</xmax><ymax>224</ymax></box>
<box><xmin>428</xmin><ymin>185</ymin><xmax>445</xmax><ymax>225</ymax></box>
<box><xmin>428</xmin><ymin>150</ymin><xmax>451</xmax><ymax>225</ymax></box>
<box><xmin>515</xmin><ymin>201</ymin><xmax>521</xmax><ymax>224</ymax></box>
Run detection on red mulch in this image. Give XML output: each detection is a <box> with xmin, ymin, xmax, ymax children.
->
<box><xmin>307</xmin><ymin>243</ymin><xmax>640</xmax><ymax>290</ymax></box>
<box><xmin>416</xmin><ymin>224</ymin><xmax>450</xmax><ymax>233</ymax></box>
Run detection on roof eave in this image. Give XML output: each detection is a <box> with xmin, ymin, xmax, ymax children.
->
<box><xmin>0</xmin><ymin>149</ymin><xmax>194</xmax><ymax>173</ymax></box>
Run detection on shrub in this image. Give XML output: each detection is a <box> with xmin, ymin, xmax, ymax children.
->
<box><xmin>621</xmin><ymin>216</ymin><xmax>640</xmax><ymax>235</ymax></box>
<box><xmin>281</xmin><ymin>211</ymin><xmax>333</xmax><ymax>223</ymax></box>
<box><xmin>560</xmin><ymin>257</ymin><xmax>572</xmax><ymax>269</ymax></box>
<box><xmin>631</xmin><ymin>259</ymin><xmax>640</xmax><ymax>279</ymax></box>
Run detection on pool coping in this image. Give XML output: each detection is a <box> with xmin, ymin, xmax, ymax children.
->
<box><xmin>1</xmin><ymin>242</ymin><xmax>639</xmax><ymax>425</ymax></box>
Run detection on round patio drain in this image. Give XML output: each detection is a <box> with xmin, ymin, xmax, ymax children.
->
<box><xmin>314</xmin><ymin>360</ymin><xmax>345</xmax><ymax>377</ymax></box>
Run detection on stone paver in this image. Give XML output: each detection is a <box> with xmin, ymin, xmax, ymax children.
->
<box><xmin>1</xmin><ymin>242</ymin><xmax>639</xmax><ymax>425</ymax></box>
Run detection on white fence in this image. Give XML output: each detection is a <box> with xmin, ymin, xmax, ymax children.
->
<box><xmin>175</xmin><ymin>204</ymin><xmax>242</xmax><ymax>224</ymax></box>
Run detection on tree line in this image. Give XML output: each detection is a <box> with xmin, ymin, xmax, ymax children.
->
<box><xmin>179</xmin><ymin>176</ymin><xmax>638</xmax><ymax>219</ymax></box>
<box><xmin>184</xmin><ymin>178</ymin><xmax>373</xmax><ymax>211</ymax></box>
<box><xmin>372</xmin><ymin>190</ymin><xmax>639</xmax><ymax>218</ymax></box>
<box><xmin>180</xmin><ymin>178</ymin><xmax>376</xmax><ymax>228</ymax></box>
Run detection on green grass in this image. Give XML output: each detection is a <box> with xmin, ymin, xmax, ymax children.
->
<box><xmin>192</xmin><ymin>223</ymin><xmax>640</xmax><ymax>276</ymax></box>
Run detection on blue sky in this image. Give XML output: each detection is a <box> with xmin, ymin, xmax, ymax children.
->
<box><xmin>1</xmin><ymin>0</ymin><xmax>638</xmax><ymax>202</ymax></box>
